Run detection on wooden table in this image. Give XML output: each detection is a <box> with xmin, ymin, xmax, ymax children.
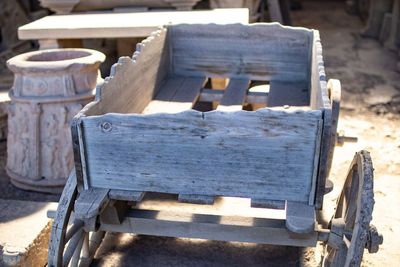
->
<box><xmin>18</xmin><ymin>9</ymin><xmax>249</xmax><ymax>49</ymax></box>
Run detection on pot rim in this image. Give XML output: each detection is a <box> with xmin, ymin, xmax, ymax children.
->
<box><xmin>7</xmin><ymin>48</ymin><xmax>106</xmax><ymax>73</ymax></box>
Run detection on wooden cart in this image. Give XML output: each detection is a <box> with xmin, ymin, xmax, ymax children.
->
<box><xmin>48</xmin><ymin>23</ymin><xmax>383</xmax><ymax>267</ymax></box>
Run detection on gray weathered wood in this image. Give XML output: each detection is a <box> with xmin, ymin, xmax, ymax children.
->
<box><xmin>326</xmin><ymin>79</ymin><xmax>341</xmax><ymax>177</ymax></box>
<box><xmin>89</xmin><ymin>28</ymin><xmax>170</xmax><ymax>115</ymax></box>
<box><xmin>171</xmin><ymin>77</ymin><xmax>207</xmax><ymax>102</ymax></box>
<box><xmin>285</xmin><ymin>201</ymin><xmax>315</xmax><ymax>234</ymax></box>
<box><xmin>74</xmin><ymin>188</ymin><xmax>109</xmax><ymax>219</ymax></box>
<box><xmin>251</xmin><ymin>199</ymin><xmax>286</xmax><ymax>209</ymax></box>
<box><xmin>267</xmin><ymin>80</ymin><xmax>309</xmax><ymax>107</ymax></box>
<box><xmin>178</xmin><ymin>194</ymin><xmax>215</xmax><ymax>205</ymax></box>
<box><xmin>143</xmin><ymin>76</ymin><xmax>207</xmax><ymax>114</ymax></box>
<box><xmin>310</xmin><ymin>31</ymin><xmax>333</xmax><ymax>209</ymax></box>
<box><xmin>217</xmin><ymin>79</ymin><xmax>250</xmax><ymax>111</ymax></box>
<box><xmin>81</xmin><ymin>109</ymin><xmax>322</xmax><ymax>203</ymax></box>
<box><xmin>199</xmin><ymin>89</ymin><xmax>268</xmax><ymax>104</ymax></box>
<box><xmin>99</xmin><ymin>209</ymin><xmax>318</xmax><ymax>247</ymax></box>
<box><xmin>48</xmin><ymin>171</ymin><xmax>78</xmax><ymax>266</ymax></box>
<box><xmin>109</xmin><ymin>190</ymin><xmax>145</xmax><ymax>202</ymax></box>
<box><xmin>170</xmin><ymin>24</ymin><xmax>313</xmax><ymax>81</ymax></box>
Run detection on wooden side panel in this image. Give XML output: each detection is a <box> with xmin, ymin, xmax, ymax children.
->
<box><xmin>84</xmin><ymin>28</ymin><xmax>170</xmax><ymax>116</ymax></box>
<box><xmin>170</xmin><ymin>23</ymin><xmax>313</xmax><ymax>81</ymax></box>
<box><xmin>310</xmin><ymin>30</ymin><xmax>333</xmax><ymax>209</ymax></box>
<box><xmin>267</xmin><ymin>80</ymin><xmax>309</xmax><ymax>107</ymax></box>
<box><xmin>81</xmin><ymin>109</ymin><xmax>322</xmax><ymax>203</ymax></box>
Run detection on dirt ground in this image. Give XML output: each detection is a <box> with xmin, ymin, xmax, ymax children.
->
<box><xmin>0</xmin><ymin>1</ymin><xmax>399</xmax><ymax>266</ymax></box>
<box><xmin>90</xmin><ymin>2</ymin><xmax>400</xmax><ymax>266</ymax></box>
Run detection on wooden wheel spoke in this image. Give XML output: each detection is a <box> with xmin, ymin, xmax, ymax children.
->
<box><xmin>324</xmin><ymin>247</ymin><xmax>336</xmax><ymax>265</ymax></box>
<box><xmin>65</xmin><ymin>220</ymin><xmax>84</xmax><ymax>242</ymax></box>
<box><xmin>343</xmin><ymin>234</ymin><xmax>351</xmax><ymax>249</ymax></box>
<box><xmin>63</xmin><ymin>229</ymin><xmax>84</xmax><ymax>267</ymax></box>
<box><xmin>69</xmin><ymin>233</ymin><xmax>85</xmax><ymax>267</ymax></box>
<box><xmin>344</xmin><ymin>173</ymin><xmax>359</xmax><ymax>225</ymax></box>
<box><xmin>89</xmin><ymin>231</ymin><xmax>105</xmax><ymax>256</ymax></box>
<box><xmin>82</xmin><ymin>233</ymin><xmax>90</xmax><ymax>259</ymax></box>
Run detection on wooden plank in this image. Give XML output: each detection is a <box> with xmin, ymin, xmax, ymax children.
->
<box><xmin>81</xmin><ymin>109</ymin><xmax>322</xmax><ymax>203</ymax></box>
<box><xmin>18</xmin><ymin>9</ymin><xmax>249</xmax><ymax>40</ymax></box>
<box><xmin>170</xmin><ymin>24</ymin><xmax>313</xmax><ymax>81</ymax></box>
<box><xmin>171</xmin><ymin>77</ymin><xmax>207</xmax><ymax>103</ymax></box>
<box><xmin>99</xmin><ymin>209</ymin><xmax>318</xmax><ymax>247</ymax></box>
<box><xmin>178</xmin><ymin>194</ymin><xmax>215</xmax><ymax>205</ymax></box>
<box><xmin>143</xmin><ymin>76</ymin><xmax>207</xmax><ymax>114</ymax></box>
<box><xmin>217</xmin><ymin>79</ymin><xmax>250</xmax><ymax>111</ymax></box>
<box><xmin>109</xmin><ymin>190</ymin><xmax>145</xmax><ymax>202</ymax></box>
<box><xmin>310</xmin><ymin>31</ymin><xmax>333</xmax><ymax>209</ymax></box>
<box><xmin>267</xmin><ymin>80</ymin><xmax>309</xmax><ymax>107</ymax></box>
<box><xmin>199</xmin><ymin>89</ymin><xmax>268</xmax><ymax>104</ymax></box>
<box><xmin>251</xmin><ymin>199</ymin><xmax>285</xmax><ymax>209</ymax></box>
<box><xmin>74</xmin><ymin>188</ymin><xmax>109</xmax><ymax>219</ymax></box>
<box><xmin>285</xmin><ymin>201</ymin><xmax>315</xmax><ymax>234</ymax></box>
<box><xmin>309</xmin><ymin>119</ymin><xmax>323</xmax><ymax>205</ymax></box>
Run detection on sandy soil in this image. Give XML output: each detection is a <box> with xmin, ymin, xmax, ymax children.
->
<box><xmin>91</xmin><ymin>2</ymin><xmax>400</xmax><ymax>266</ymax></box>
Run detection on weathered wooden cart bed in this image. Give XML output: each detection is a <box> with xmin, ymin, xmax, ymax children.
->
<box><xmin>48</xmin><ymin>24</ymin><xmax>382</xmax><ymax>267</ymax></box>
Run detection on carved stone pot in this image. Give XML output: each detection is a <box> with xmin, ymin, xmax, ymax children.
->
<box><xmin>6</xmin><ymin>49</ymin><xmax>105</xmax><ymax>193</ymax></box>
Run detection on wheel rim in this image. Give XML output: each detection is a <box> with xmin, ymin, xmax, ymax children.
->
<box><xmin>48</xmin><ymin>172</ymin><xmax>105</xmax><ymax>267</ymax></box>
<box><xmin>323</xmin><ymin>151</ymin><xmax>375</xmax><ymax>267</ymax></box>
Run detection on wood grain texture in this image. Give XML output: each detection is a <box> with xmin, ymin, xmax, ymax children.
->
<box><xmin>81</xmin><ymin>108</ymin><xmax>322</xmax><ymax>203</ymax></box>
<box><xmin>170</xmin><ymin>23</ymin><xmax>313</xmax><ymax>81</ymax></box>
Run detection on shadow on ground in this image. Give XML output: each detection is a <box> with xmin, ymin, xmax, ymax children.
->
<box><xmin>92</xmin><ymin>233</ymin><xmax>311</xmax><ymax>267</ymax></box>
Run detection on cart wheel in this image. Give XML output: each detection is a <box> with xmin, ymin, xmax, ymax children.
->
<box><xmin>322</xmin><ymin>151</ymin><xmax>382</xmax><ymax>267</ymax></box>
<box><xmin>48</xmin><ymin>171</ymin><xmax>105</xmax><ymax>267</ymax></box>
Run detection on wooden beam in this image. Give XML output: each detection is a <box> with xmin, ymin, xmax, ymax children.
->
<box><xmin>74</xmin><ymin>188</ymin><xmax>109</xmax><ymax>219</ymax></box>
<box><xmin>178</xmin><ymin>194</ymin><xmax>215</xmax><ymax>205</ymax></box>
<box><xmin>199</xmin><ymin>89</ymin><xmax>267</xmax><ymax>104</ymax></box>
<box><xmin>251</xmin><ymin>199</ymin><xmax>285</xmax><ymax>209</ymax></box>
<box><xmin>109</xmin><ymin>189</ymin><xmax>145</xmax><ymax>202</ymax></box>
<box><xmin>285</xmin><ymin>201</ymin><xmax>315</xmax><ymax>234</ymax></box>
<box><xmin>99</xmin><ymin>209</ymin><xmax>318</xmax><ymax>247</ymax></box>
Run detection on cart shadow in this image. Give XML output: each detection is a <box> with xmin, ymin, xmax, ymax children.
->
<box><xmin>92</xmin><ymin>232</ymin><xmax>309</xmax><ymax>267</ymax></box>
